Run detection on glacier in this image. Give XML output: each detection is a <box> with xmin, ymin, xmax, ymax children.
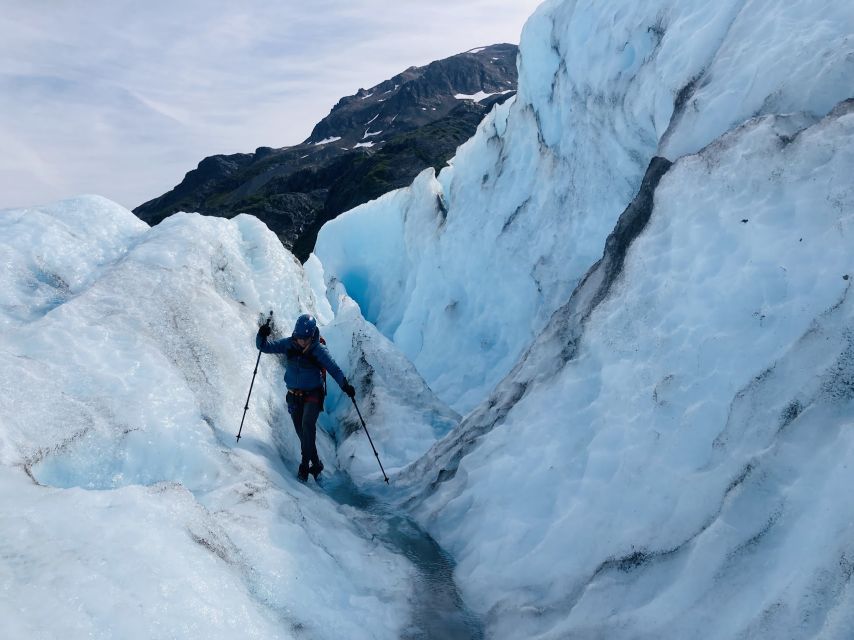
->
<box><xmin>312</xmin><ymin>0</ymin><xmax>854</xmax><ymax>638</ymax></box>
<box><xmin>0</xmin><ymin>197</ymin><xmax>472</xmax><ymax>639</ymax></box>
<box><xmin>315</xmin><ymin>0</ymin><xmax>854</xmax><ymax>414</ymax></box>
<box><xmin>395</xmin><ymin>104</ymin><xmax>854</xmax><ymax>638</ymax></box>
<box><xmin>3</xmin><ymin>0</ymin><xmax>854</xmax><ymax>638</ymax></box>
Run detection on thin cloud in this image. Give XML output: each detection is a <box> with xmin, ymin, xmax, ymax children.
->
<box><xmin>0</xmin><ymin>0</ymin><xmax>542</xmax><ymax>210</ymax></box>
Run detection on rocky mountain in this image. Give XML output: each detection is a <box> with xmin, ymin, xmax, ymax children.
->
<box><xmin>133</xmin><ymin>43</ymin><xmax>517</xmax><ymax>261</ymax></box>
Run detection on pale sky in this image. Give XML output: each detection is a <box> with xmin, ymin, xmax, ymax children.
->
<box><xmin>0</xmin><ymin>0</ymin><xmax>543</xmax><ymax>211</ymax></box>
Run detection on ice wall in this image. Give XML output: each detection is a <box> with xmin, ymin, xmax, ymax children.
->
<box><xmin>399</xmin><ymin>102</ymin><xmax>854</xmax><ymax>638</ymax></box>
<box><xmin>314</xmin><ymin>0</ymin><xmax>854</xmax><ymax>637</ymax></box>
<box><xmin>315</xmin><ymin>0</ymin><xmax>854</xmax><ymax>412</ymax></box>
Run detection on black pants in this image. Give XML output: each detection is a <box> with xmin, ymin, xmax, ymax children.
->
<box><xmin>287</xmin><ymin>391</ymin><xmax>323</xmax><ymax>467</ymax></box>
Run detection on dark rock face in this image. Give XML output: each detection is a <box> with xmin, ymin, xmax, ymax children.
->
<box><xmin>134</xmin><ymin>44</ymin><xmax>518</xmax><ymax>261</ymax></box>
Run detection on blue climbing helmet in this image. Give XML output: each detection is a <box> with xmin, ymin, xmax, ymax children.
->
<box><xmin>292</xmin><ymin>313</ymin><xmax>317</xmax><ymax>339</ymax></box>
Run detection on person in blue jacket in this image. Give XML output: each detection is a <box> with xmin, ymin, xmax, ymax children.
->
<box><xmin>257</xmin><ymin>313</ymin><xmax>355</xmax><ymax>481</ymax></box>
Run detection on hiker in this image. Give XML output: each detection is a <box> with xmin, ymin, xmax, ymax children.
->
<box><xmin>257</xmin><ymin>313</ymin><xmax>355</xmax><ymax>481</ymax></box>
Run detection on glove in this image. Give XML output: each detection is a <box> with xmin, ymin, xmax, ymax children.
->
<box><xmin>258</xmin><ymin>324</ymin><xmax>272</xmax><ymax>339</ymax></box>
<box><xmin>342</xmin><ymin>381</ymin><xmax>356</xmax><ymax>398</ymax></box>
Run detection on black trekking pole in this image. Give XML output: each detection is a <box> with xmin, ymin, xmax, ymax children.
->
<box><xmin>350</xmin><ymin>396</ymin><xmax>389</xmax><ymax>484</ymax></box>
<box><xmin>236</xmin><ymin>311</ymin><xmax>273</xmax><ymax>442</ymax></box>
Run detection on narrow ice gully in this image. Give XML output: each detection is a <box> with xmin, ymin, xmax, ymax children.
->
<box><xmin>0</xmin><ymin>198</ymin><xmax>477</xmax><ymax>639</ymax></box>
<box><xmin>2</xmin><ymin>0</ymin><xmax>854</xmax><ymax>638</ymax></box>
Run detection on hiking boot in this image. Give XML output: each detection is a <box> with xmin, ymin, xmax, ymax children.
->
<box><xmin>309</xmin><ymin>461</ymin><xmax>324</xmax><ymax>480</ymax></box>
<box><xmin>297</xmin><ymin>463</ymin><xmax>309</xmax><ymax>482</ymax></box>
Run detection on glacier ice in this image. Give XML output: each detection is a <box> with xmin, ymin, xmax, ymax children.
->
<box><xmin>399</xmin><ymin>103</ymin><xmax>854</xmax><ymax>639</ymax></box>
<box><xmin>3</xmin><ymin>0</ymin><xmax>854</xmax><ymax>638</ymax></box>
<box><xmin>315</xmin><ymin>0</ymin><xmax>854</xmax><ymax>414</ymax></box>
<box><xmin>0</xmin><ymin>197</ymin><xmax>418</xmax><ymax>639</ymax></box>
<box><xmin>312</xmin><ymin>0</ymin><xmax>854</xmax><ymax>637</ymax></box>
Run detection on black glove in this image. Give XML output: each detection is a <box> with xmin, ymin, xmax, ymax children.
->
<box><xmin>258</xmin><ymin>324</ymin><xmax>272</xmax><ymax>340</ymax></box>
<box><xmin>342</xmin><ymin>381</ymin><xmax>356</xmax><ymax>398</ymax></box>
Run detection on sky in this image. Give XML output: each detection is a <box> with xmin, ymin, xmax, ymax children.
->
<box><xmin>0</xmin><ymin>0</ymin><xmax>542</xmax><ymax>211</ymax></box>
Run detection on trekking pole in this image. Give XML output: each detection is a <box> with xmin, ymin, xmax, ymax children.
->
<box><xmin>351</xmin><ymin>397</ymin><xmax>389</xmax><ymax>484</ymax></box>
<box><xmin>236</xmin><ymin>311</ymin><xmax>273</xmax><ymax>442</ymax></box>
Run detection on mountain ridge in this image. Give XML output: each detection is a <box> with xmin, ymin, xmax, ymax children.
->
<box><xmin>134</xmin><ymin>43</ymin><xmax>518</xmax><ymax>261</ymax></box>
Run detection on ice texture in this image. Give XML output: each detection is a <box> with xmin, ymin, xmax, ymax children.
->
<box><xmin>0</xmin><ymin>197</ymin><xmax>415</xmax><ymax>639</ymax></box>
<box><xmin>4</xmin><ymin>0</ymin><xmax>854</xmax><ymax>637</ymax></box>
<box><xmin>400</xmin><ymin>103</ymin><xmax>854</xmax><ymax>639</ymax></box>
<box><xmin>315</xmin><ymin>0</ymin><xmax>854</xmax><ymax>413</ymax></box>
<box><xmin>312</xmin><ymin>0</ymin><xmax>854</xmax><ymax>637</ymax></box>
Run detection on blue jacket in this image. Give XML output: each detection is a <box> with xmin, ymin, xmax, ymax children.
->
<box><xmin>256</xmin><ymin>331</ymin><xmax>347</xmax><ymax>391</ymax></box>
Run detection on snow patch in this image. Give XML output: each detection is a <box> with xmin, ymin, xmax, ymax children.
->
<box><xmin>454</xmin><ymin>90</ymin><xmax>514</xmax><ymax>103</ymax></box>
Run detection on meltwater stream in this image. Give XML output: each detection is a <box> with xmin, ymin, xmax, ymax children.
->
<box><xmin>316</xmin><ymin>470</ymin><xmax>484</xmax><ymax>640</ymax></box>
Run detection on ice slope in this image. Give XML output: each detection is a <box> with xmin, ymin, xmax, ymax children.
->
<box><xmin>314</xmin><ymin>0</ymin><xmax>854</xmax><ymax>412</ymax></box>
<box><xmin>0</xmin><ymin>197</ymin><xmax>415</xmax><ymax>639</ymax></box>
<box><xmin>399</xmin><ymin>102</ymin><xmax>854</xmax><ymax>638</ymax></box>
